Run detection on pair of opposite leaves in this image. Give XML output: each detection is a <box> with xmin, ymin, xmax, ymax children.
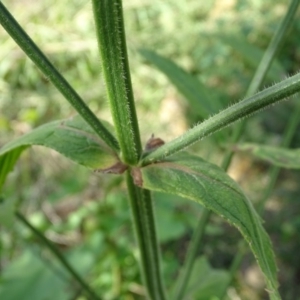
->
<box><xmin>0</xmin><ymin>115</ymin><xmax>280</xmax><ymax>300</ymax></box>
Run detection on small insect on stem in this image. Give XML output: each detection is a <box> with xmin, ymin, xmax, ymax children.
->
<box><xmin>144</xmin><ymin>134</ymin><xmax>165</xmax><ymax>152</ymax></box>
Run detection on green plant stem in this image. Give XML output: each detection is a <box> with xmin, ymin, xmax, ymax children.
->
<box><xmin>15</xmin><ymin>211</ymin><xmax>101</xmax><ymax>300</ymax></box>
<box><xmin>92</xmin><ymin>0</ymin><xmax>165</xmax><ymax>297</ymax></box>
<box><xmin>126</xmin><ymin>172</ymin><xmax>167</xmax><ymax>300</ymax></box>
<box><xmin>0</xmin><ymin>2</ymin><xmax>119</xmax><ymax>152</ymax></box>
<box><xmin>222</xmin><ymin>0</ymin><xmax>300</xmax><ymax>169</ymax></box>
<box><xmin>170</xmin><ymin>1</ymin><xmax>299</xmax><ymax>297</ymax></box>
<box><xmin>171</xmin><ymin>209</ymin><xmax>210</xmax><ymax>300</ymax></box>
<box><xmin>143</xmin><ymin>0</ymin><xmax>300</xmax><ymax>165</ymax></box>
<box><xmin>142</xmin><ymin>70</ymin><xmax>300</xmax><ymax>165</ymax></box>
<box><xmin>246</xmin><ymin>0</ymin><xmax>299</xmax><ymax>98</ymax></box>
<box><xmin>92</xmin><ymin>0</ymin><xmax>142</xmax><ymax>165</ymax></box>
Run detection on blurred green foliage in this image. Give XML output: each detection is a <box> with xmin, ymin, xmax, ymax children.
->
<box><xmin>1</xmin><ymin>0</ymin><xmax>300</xmax><ymax>299</ymax></box>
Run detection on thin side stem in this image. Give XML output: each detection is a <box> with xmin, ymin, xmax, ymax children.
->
<box><xmin>170</xmin><ymin>1</ymin><xmax>299</xmax><ymax>297</ymax></box>
<box><xmin>222</xmin><ymin>0</ymin><xmax>300</xmax><ymax>168</ymax></box>
<box><xmin>171</xmin><ymin>209</ymin><xmax>210</xmax><ymax>300</ymax></box>
<box><xmin>15</xmin><ymin>211</ymin><xmax>101</xmax><ymax>300</ymax></box>
<box><xmin>246</xmin><ymin>0</ymin><xmax>300</xmax><ymax>98</ymax></box>
<box><xmin>0</xmin><ymin>2</ymin><xmax>119</xmax><ymax>152</ymax></box>
<box><xmin>92</xmin><ymin>0</ymin><xmax>142</xmax><ymax>165</ymax></box>
<box><xmin>126</xmin><ymin>172</ymin><xmax>167</xmax><ymax>300</ymax></box>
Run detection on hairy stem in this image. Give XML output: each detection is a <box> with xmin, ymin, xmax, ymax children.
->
<box><xmin>222</xmin><ymin>0</ymin><xmax>300</xmax><ymax>169</ymax></box>
<box><xmin>92</xmin><ymin>0</ymin><xmax>142</xmax><ymax>165</ymax></box>
<box><xmin>0</xmin><ymin>2</ymin><xmax>118</xmax><ymax>152</ymax></box>
<box><xmin>126</xmin><ymin>172</ymin><xmax>167</xmax><ymax>300</ymax></box>
<box><xmin>142</xmin><ymin>71</ymin><xmax>300</xmax><ymax>165</ymax></box>
<box><xmin>16</xmin><ymin>212</ymin><xmax>100</xmax><ymax>300</ymax></box>
<box><xmin>92</xmin><ymin>0</ymin><xmax>165</xmax><ymax>297</ymax></box>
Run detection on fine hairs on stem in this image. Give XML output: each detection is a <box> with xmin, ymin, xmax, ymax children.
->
<box><xmin>142</xmin><ymin>70</ymin><xmax>300</xmax><ymax>165</ymax></box>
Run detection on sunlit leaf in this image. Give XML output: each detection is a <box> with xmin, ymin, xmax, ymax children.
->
<box><xmin>0</xmin><ymin>115</ymin><xmax>119</xmax><ymax>192</ymax></box>
<box><xmin>136</xmin><ymin>152</ymin><xmax>280</xmax><ymax>300</ymax></box>
<box><xmin>235</xmin><ymin>143</ymin><xmax>300</xmax><ymax>169</ymax></box>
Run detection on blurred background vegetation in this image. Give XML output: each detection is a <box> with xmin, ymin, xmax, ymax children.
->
<box><xmin>1</xmin><ymin>0</ymin><xmax>300</xmax><ymax>299</ymax></box>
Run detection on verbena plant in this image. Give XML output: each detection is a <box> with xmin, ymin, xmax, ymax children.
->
<box><xmin>1</xmin><ymin>0</ymin><xmax>300</xmax><ymax>299</ymax></box>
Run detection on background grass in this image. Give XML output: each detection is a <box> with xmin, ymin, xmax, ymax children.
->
<box><xmin>1</xmin><ymin>0</ymin><xmax>300</xmax><ymax>299</ymax></box>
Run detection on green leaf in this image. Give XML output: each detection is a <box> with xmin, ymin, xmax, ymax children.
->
<box><xmin>185</xmin><ymin>256</ymin><xmax>230</xmax><ymax>300</ymax></box>
<box><xmin>0</xmin><ymin>197</ymin><xmax>16</xmax><ymax>227</ymax></box>
<box><xmin>0</xmin><ymin>250</ymin><xmax>70</xmax><ymax>300</ymax></box>
<box><xmin>140</xmin><ymin>49</ymin><xmax>223</xmax><ymax>117</ymax></box>
<box><xmin>0</xmin><ymin>115</ymin><xmax>120</xmax><ymax>191</ymax></box>
<box><xmin>155</xmin><ymin>196</ymin><xmax>187</xmax><ymax>243</ymax></box>
<box><xmin>236</xmin><ymin>143</ymin><xmax>300</xmax><ymax>169</ymax></box>
<box><xmin>136</xmin><ymin>152</ymin><xmax>280</xmax><ymax>300</ymax></box>
<box><xmin>0</xmin><ymin>147</ymin><xmax>25</xmax><ymax>192</ymax></box>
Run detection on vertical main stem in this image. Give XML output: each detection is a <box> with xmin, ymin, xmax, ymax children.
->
<box><xmin>92</xmin><ymin>0</ymin><xmax>142</xmax><ymax>165</ymax></box>
<box><xmin>92</xmin><ymin>0</ymin><xmax>166</xmax><ymax>298</ymax></box>
<box><xmin>126</xmin><ymin>173</ymin><xmax>167</xmax><ymax>300</ymax></box>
